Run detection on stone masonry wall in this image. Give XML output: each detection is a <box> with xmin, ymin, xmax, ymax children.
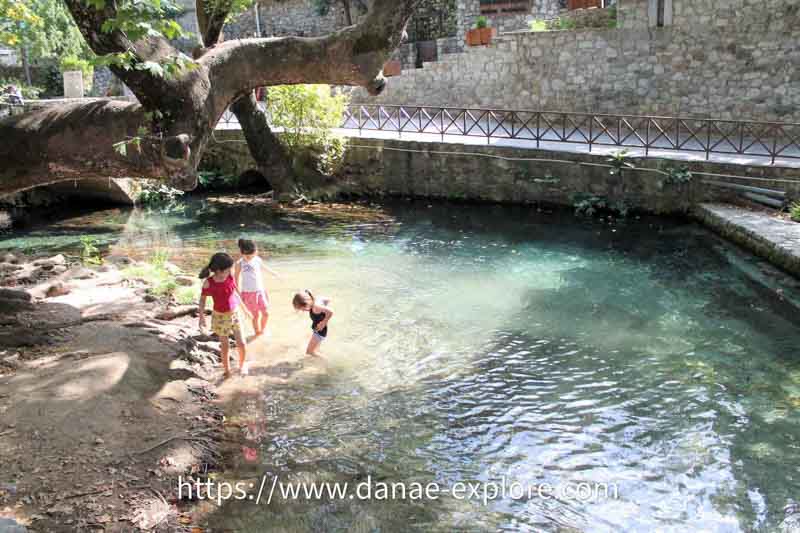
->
<box><xmin>353</xmin><ymin>0</ymin><xmax>800</xmax><ymax>121</ymax></box>
<box><xmin>203</xmin><ymin>130</ymin><xmax>800</xmax><ymax>214</ymax></box>
<box><xmin>227</xmin><ymin>0</ymin><xmax>348</xmax><ymax>38</ymax></box>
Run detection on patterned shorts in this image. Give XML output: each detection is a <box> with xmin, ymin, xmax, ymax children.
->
<box><xmin>211</xmin><ymin>310</ymin><xmax>242</xmax><ymax>338</ymax></box>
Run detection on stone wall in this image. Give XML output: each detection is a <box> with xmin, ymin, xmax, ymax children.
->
<box><xmin>203</xmin><ymin>130</ymin><xmax>800</xmax><ymax>214</ymax></box>
<box><xmin>353</xmin><ymin>0</ymin><xmax>800</xmax><ymax>121</ymax></box>
<box><xmin>228</xmin><ymin>0</ymin><xmax>349</xmax><ymax>37</ymax></box>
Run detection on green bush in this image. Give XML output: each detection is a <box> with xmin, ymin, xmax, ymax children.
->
<box><xmin>529</xmin><ymin>19</ymin><xmax>548</xmax><ymax>31</ymax></box>
<box><xmin>556</xmin><ymin>16</ymin><xmax>577</xmax><ymax>30</ymax></box>
<box><xmin>59</xmin><ymin>54</ymin><xmax>93</xmax><ymax>93</ymax></box>
<box><xmin>197</xmin><ymin>170</ymin><xmax>241</xmax><ymax>190</ymax></box>
<box><xmin>267</xmin><ymin>84</ymin><xmax>349</xmax><ymax>176</ymax></box>
<box><xmin>475</xmin><ymin>16</ymin><xmax>489</xmax><ymax>29</ymax></box>
<box><xmin>659</xmin><ymin>163</ymin><xmax>693</xmax><ymax>186</ymax></box>
<box><xmin>136</xmin><ymin>182</ymin><xmax>184</xmax><ymax>206</ymax></box>
<box><xmin>790</xmin><ymin>201</ymin><xmax>800</xmax><ymax>222</ymax></box>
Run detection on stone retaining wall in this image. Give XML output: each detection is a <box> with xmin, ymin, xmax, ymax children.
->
<box><xmin>353</xmin><ymin>0</ymin><xmax>800</xmax><ymax>122</ymax></box>
<box><xmin>203</xmin><ymin>130</ymin><xmax>800</xmax><ymax>214</ymax></box>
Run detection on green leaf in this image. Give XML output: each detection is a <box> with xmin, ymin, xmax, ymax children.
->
<box><xmin>137</xmin><ymin>60</ymin><xmax>165</xmax><ymax>77</ymax></box>
<box><xmin>113</xmin><ymin>140</ymin><xmax>128</xmax><ymax>157</ymax></box>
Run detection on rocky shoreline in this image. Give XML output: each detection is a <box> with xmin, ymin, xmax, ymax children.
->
<box><xmin>0</xmin><ymin>251</ymin><xmax>231</xmax><ymax>532</ymax></box>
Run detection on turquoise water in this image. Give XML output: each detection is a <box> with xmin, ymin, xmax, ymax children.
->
<box><xmin>4</xmin><ymin>199</ymin><xmax>800</xmax><ymax>532</ymax></box>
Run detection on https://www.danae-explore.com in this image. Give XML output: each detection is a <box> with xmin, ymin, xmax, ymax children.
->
<box><xmin>178</xmin><ymin>475</ymin><xmax>619</xmax><ymax>506</ymax></box>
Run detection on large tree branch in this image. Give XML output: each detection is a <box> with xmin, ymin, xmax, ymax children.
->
<box><xmin>0</xmin><ymin>101</ymin><xmax>194</xmax><ymax>197</ymax></box>
<box><xmin>201</xmin><ymin>0</ymin><xmax>418</xmax><ymax>118</ymax></box>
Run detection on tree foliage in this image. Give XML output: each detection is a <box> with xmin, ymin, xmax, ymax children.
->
<box><xmin>1</xmin><ymin>0</ymin><xmax>90</xmax><ymax>61</ymax></box>
<box><xmin>267</xmin><ymin>84</ymin><xmax>349</xmax><ymax>175</ymax></box>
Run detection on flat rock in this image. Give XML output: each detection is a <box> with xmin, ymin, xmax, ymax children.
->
<box><xmin>32</xmin><ymin>255</ymin><xmax>66</xmax><ymax>267</ymax></box>
<box><xmin>175</xmin><ymin>276</ymin><xmax>195</xmax><ymax>287</ymax></box>
<box><xmin>0</xmin><ymin>288</ymin><xmax>31</xmax><ymax>302</ymax></box>
<box><xmin>105</xmin><ymin>254</ymin><xmax>133</xmax><ymax>266</ymax></box>
<box><xmin>0</xmin><ymin>253</ymin><xmax>19</xmax><ymax>264</ymax></box>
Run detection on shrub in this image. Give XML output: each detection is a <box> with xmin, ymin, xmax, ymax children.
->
<box><xmin>790</xmin><ymin>201</ymin><xmax>800</xmax><ymax>223</ymax></box>
<box><xmin>267</xmin><ymin>84</ymin><xmax>349</xmax><ymax>176</ymax></box>
<box><xmin>197</xmin><ymin>170</ymin><xmax>240</xmax><ymax>190</ymax></box>
<box><xmin>136</xmin><ymin>182</ymin><xmax>184</xmax><ymax>206</ymax></box>
<box><xmin>659</xmin><ymin>163</ymin><xmax>693</xmax><ymax>186</ymax></box>
<box><xmin>59</xmin><ymin>54</ymin><xmax>93</xmax><ymax>93</ymax></box>
<box><xmin>475</xmin><ymin>16</ymin><xmax>489</xmax><ymax>29</ymax></box>
<box><xmin>79</xmin><ymin>236</ymin><xmax>102</xmax><ymax>265</ymax></box>
<box><xmin>606</xmin><ymin>150</ymin><xmax>635</xmax><ymax>176</ymax></box>
<box><xmin>556</xmin><ymin>16</ymin><xmax>577</xmax><ymax>30</ymax></box>
<box><xmin>529</xmin><ymin>19</ymin><xmax>548</xmax><ymax>31</ymax></box>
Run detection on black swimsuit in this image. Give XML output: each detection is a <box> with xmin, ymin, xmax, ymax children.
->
<box><xmin>310</xmin><ymin>308</ymin><xmax>328</xmax><ymax>338</ymax></box>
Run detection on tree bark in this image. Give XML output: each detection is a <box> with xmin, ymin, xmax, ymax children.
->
<box><xmin>343</xmin><ymin>0</ymin><xmax>354</xmax><ymax>26</ymax></box>
<box><xmin>195</xmin><ymin>0</ymin><xmax>294</xmax><ymax>196</ymax></box>
<box><xmin>229</xmin><ymin>94</ymin><xmax>296</xmax><ymax>193</ymax></box>
<box><xmin>0</xmin><ymin>0</ymin><xmax>420</xmax><ymax>198</ymax></box>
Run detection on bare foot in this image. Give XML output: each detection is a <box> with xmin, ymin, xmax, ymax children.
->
<box><xmin>223</xmin><ymin>370</ymin><xmax>232</xmax><ymax>379</ymax></box>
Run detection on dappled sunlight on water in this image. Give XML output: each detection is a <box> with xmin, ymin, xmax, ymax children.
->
<box><xmin>4</xmin><ymin>199</ymin><xmax>800</xmax><ymax>531</ymax></box>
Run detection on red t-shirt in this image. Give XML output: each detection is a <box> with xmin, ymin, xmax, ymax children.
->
<box><xmin>201</xmin><ymin>275</ymin><xmax>238</xmax><ymax>312</ymax></box>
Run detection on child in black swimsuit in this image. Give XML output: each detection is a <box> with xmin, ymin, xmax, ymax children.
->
<box><xmin>292</xmin><ymin>289</ymin><xmax>333</xmax><ymax>356</ymax></box>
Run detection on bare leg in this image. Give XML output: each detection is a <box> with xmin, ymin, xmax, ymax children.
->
<box><xmin>251</xmin><ymin>313</ymin><xmax>261</xmax><ymax>336</ymax></box>
<box><xmin>234</xmin><ymin>328</ymin><xmax>247</xmax><ymax>370</ymax></box>
<box><xmin>259</xmin><ymin>310</ymin><xmax>269</xmax><ymax>334</ymax></box>
<box><xmin>305</xmin><ymin>334</ymin><xmax>323</xmax><ymax>356</ymax></box>
<box><xmin>220</xmin><ymin>335</ymin><xmax>231</xmax><ymax>377</ymax></box>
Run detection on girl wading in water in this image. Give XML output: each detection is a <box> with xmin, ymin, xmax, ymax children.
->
<box><xmin>234</xmin><ymin>238</ymin><xmax>279</xmax><ymax>337</ymax></box>
<box><xmin>198</xmin><ymin>252</ymin><xmax>253</xmax><ymax>377</ymax></box>
<box><xmin>292</xmin><ymin>289</ymin><xmax>333</xmax><ymax>356</ymax></box>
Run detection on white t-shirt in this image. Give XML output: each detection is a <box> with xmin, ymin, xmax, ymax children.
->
<box><xmin>238</xmin><ymin>256</ymin><xmax>264</xmax><ymax>292</ymax></box>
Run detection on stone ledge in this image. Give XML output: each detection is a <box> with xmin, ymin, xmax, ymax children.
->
<box><xmin>695</xmin><ymin>203</ymin><xmax>800</xmax><ymax>278</ymax></box>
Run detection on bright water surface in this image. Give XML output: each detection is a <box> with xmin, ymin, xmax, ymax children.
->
<box><xmin>3</xmin><ymin>199</ymin><xmax>800</xmax><ymax>532</ymax></box>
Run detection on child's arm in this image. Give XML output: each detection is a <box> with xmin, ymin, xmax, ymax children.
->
<box><xmin>233</xmin><ymin>285</ymin><xmax>254</xmax><ymax>321</ymax></box>
<box><xmin>198</xmin><ymin>281</ymin><xmax>209</xmax><ymax>330</ymax></box>
<box><xmin>261</xmin><ymin>257</ymin><xmax>281</xmax><ymax>280</ymax></box>
<box><xmin>234</xmin><ymin>260</ymin><xmax>242</xmax><ymax>288</ymax></box>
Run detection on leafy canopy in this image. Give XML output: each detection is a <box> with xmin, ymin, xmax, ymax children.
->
<box><xmin>1</xmin><ymin>0</ymin><xmax>90</xmax><ymax>61</ymax></box>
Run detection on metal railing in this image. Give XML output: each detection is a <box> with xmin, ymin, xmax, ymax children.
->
<box><xmin>339</xmin><ymin>105</ymin><xmax>800</xmax><ymax>164</ymax></box>
<box><xmin>219</xmin><ymin>103</ymin><xmax>800</xmax><ymax>165</ymax></box>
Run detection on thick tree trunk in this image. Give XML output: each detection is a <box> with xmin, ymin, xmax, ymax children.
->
<box><xmin>229</xmin><ymin>94</ymin><xmax>296</xmax><ymax>194</ymax></box>
<box><xmin>21</xmin><ymin>47</ymin><xmax>32</xmax><ymax>87</ymax></box>
<box><xmin>343</xmin><ymin>0</ymin><xmax>354</xmax><ymax>26</ymax></box>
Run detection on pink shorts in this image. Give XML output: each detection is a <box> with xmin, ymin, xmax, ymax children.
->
<box><xmin>241</xmin><ymin>290</ymin><xmax>268</xmax><ymax>315</ymax></box>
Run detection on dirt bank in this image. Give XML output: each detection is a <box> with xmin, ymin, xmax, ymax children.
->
<box><xmin>0</xmin><ymin>252</ymin><xmax>229</xmax><ymax>532</ymax></box>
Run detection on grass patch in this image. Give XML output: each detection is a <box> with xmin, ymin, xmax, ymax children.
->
<box><xmin>122</xmin><ymin>249</ymin><xmax>199</xmax><ymax>303</ymax></box>
<box><xmin>175</xmin><ymin>284</ymin><xmax>199</xmax><ymax>305</ymax></box>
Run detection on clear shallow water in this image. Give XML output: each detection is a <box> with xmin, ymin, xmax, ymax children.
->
<box><xmin>4</xmin><ymin>199</ymin><xmax>800</xmax><ymax>532</ymax></box>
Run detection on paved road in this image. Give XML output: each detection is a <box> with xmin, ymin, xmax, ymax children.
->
<box><xmin>216</xmin><ymin>109</ymin><xmax>800</xmax><ymax>169</ymax></box>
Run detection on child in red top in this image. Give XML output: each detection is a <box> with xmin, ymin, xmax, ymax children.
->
<box><xmin>198</xmin><ymin>252</ymin><xmax>252</xmax><ymax>378</ymax></box>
